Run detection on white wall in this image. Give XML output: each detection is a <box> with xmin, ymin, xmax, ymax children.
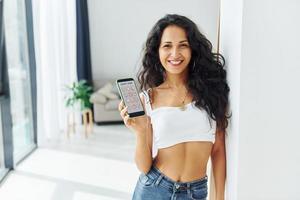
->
<box><xmin>219</xmin><ymin>0</ymin><xmax>243</xmax><ymax>199</ymax></box>
<box><xmin>222</xmin><ymin>0</ymin><xmax>300</xmax><ymax>199</ymax></box>
<box><xmin>87</xmin><ymin>0</ymin><xmax>220</xmax><ymax>88</ymax></box>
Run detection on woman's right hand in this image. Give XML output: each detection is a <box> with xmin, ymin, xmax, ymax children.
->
<box><xmin>118</xmin><ymin>100</ymin><xmax>151</xmax><ymax>134</ymax></box>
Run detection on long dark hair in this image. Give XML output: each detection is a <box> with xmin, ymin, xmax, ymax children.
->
<box><xmin>137</xmin><ymin>14</ymin><xmax>230</xmax><ymax>133</ymax></box>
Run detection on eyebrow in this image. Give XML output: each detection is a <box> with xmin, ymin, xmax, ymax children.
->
<box><xmin>161</xmin><ymin>40</ymin><xmax>189</xmax><ymax>44</ymax></box>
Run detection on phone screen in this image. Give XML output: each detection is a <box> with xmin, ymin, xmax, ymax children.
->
<box><xmin>117</xmin><ymin>79</ymin><xmax>144</xmax><ymax>117</ymax></box>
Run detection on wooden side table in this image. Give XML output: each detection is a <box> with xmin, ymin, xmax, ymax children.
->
<box><xmin>66</xmin><ymin>108</ymin><xmax>93</xmax><ymax>138</ymax></box>
<box><xmin>81</xmin><ymin>108</ymin><xmax>93</xmax><ymax>138</ymax></box>
<box><xmin>67</xmin><ymin>111</ymin><xmax>76</xmax><ymax>138</ymax></box>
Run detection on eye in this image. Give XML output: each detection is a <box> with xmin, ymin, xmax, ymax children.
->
<box><xmin>162</xmin><ymin>44</ymin><xmax>171</xmax><ymax>48</ymax></box>
<box><xmin>179</xmin><ymin>43</ymin><xmax>189</xmax><ymax>48</ymax></box>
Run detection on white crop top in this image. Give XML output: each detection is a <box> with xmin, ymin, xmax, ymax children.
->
<box><xmin>141</xmin><ymin>90</ymin><xmax>216</xmax><ymax>158</ymax></box>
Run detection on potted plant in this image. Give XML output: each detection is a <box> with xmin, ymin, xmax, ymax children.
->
<box><xmin>64</xmin><ymin>80</ymin><xmax>93</xmax><ymax>138</ymax></box>
<box><xmin>65</xmin><ymin>79</ymin><xmax>93</xmax><ymax>111</ymax></box>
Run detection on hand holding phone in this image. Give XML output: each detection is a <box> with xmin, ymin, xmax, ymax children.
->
<box><xmin>116</xmin><ymin>78</ymin><xmax>145</xmax><ymax>118</ymax></box>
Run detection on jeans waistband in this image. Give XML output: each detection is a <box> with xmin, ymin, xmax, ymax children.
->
<box><xmin>146</xmin><ymin>165</ymin><xmax>208</xmax><ymax>192</ymax></box>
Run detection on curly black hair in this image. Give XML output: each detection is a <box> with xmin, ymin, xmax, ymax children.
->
<box><xmin>137</xmin><ymin>14</ymin><xmax>230</xmax><ymax>133</ymax></box>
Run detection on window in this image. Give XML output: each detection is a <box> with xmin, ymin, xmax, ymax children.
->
<box><xmin>0</xmin><ymin>0</ymin><xmax>8</xmax><ymax>180</ymax></box>
<box><xmin>0</xmin><ymin>0</ymin><xmax>37</xmax><ymax>182</ymax></box>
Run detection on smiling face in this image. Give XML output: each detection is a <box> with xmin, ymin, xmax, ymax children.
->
<box><xmin>159</xmin><ymin>25</ymin><xmax>192</xmax><ymax>76</ymax></box>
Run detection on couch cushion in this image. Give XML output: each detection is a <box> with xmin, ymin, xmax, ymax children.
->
<box><xmin>111</xmin><ymin>82</ymin><xmax>120</xmax><ymax>98</ymax></box>
<box><xmin>97</xmin><ymin>82</ymin><xmax>119</xmax><ymax>100</ymax></box>
<box><xmin>90</xmin><ymin>93</ymin><xmax>107</xmax><ymax>104</ymax></box>
<box><xmin>104</xmin><ymin>99</ymin><xmax>120</xmax><ymax>110</ymax></box>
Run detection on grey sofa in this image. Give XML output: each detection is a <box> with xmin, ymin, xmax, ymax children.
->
<box><xmin>90</xmin><ymin>81</ymin><xmax>123</xmax><ymax>124</ymax></box>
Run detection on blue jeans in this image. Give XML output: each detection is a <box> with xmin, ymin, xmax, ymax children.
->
<box><xmin>132</xmin><ymin>166</ymin><xmax>208</xmax><ymax>200</ymax></box>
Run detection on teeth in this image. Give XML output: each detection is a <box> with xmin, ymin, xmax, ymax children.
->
<box><xmin>169</xmin><ymin>60</ymin><xmax>182</xmax><ymax>65</ymax></box>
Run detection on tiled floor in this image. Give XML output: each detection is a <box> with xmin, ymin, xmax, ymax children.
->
<box><xmin>0</xmin><ymin>124</ymin><xmax>139</xmax><ymax>200</ymax></box>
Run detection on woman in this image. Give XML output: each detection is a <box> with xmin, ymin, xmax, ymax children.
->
<box><xmin>119</xmin><ymin>14</ymin><xmax>229</xmax><ymax>200</ymax></box>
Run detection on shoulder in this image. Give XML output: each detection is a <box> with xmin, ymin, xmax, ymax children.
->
<box><xmin>139</xmin><ymin>85</ymin><xmax>164</xmax><ymax>105</ymax></box>
<box><xmin>139</xmin><ymin>91</ymin><xmax>146</xmax><ymax>106</ymax></box>
<box><xmin>139</xmin><ymin>89</ymin><xmax>152</xmax><ymax>106</ymax></box>
<box><xmin>140</xmin><ymin>88</ymin><xmax>153</xmax><ymax>100</ymax></box>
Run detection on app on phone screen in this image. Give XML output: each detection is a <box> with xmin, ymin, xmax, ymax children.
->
<box><xmin>118</xmin><ymin>80</ymin><xmax>144</xmax><ymax>114</ymax></box>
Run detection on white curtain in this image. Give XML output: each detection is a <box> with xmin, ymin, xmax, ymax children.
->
<box><xmin>32</xmin><ymin>0</ymin><xmax>77</xmax><ymax>144</ymax></box>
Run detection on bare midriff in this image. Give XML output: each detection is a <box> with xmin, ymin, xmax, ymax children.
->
<box><xmin>153</xmin><ymin>141</ymin><xmax>213</xmax><ymax>182</ymax></box>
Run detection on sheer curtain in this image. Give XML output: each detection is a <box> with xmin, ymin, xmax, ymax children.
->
<box><xmin>32</xmin><ymin>0</ymin><xmax>77</xmax><ymax>144</ymax></box>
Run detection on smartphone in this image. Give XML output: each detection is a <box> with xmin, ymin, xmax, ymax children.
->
<box><xmin>116</xmin><ymin>78</ymin><xmax>145</xmax><ymax>117</ymax></box>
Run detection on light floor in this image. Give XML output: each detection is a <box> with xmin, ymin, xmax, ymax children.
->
<box><xmin>0</xmin><ymin>124</ymin><xmax>139</xmax><ymax>200</ymax></box>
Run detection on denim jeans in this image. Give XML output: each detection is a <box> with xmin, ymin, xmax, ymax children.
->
<box><xmin>132</xmin><ymin>166</ymin><xmax>208</xmax><ymax>200</ymax></box>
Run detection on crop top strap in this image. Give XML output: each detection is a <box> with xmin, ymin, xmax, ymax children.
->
<box><xmin>142</xmin><ymin>88</ymin><xmax>153</xmax><ymax>115</ymax></box>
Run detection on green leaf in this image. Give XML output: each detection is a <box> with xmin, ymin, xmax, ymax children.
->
<box><xmin>64</xmin><ymin>79</ymin><xmax>93</xmax><ymax>110</ymax></box>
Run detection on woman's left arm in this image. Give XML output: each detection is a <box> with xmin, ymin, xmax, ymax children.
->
<box><xmin>211</xmin><ymin>129</ymin><xmax>226</xmax><ymax>200</ymax></box>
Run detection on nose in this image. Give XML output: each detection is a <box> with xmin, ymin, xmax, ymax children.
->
<box><xmin>170</xmin><ymin>47</ymin><xmax>180</xmax><ymax>58</ymax></box>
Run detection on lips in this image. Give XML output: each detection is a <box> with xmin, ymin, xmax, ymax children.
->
<box><xmin>168</xmin><ymin>60</ymin><xmax>183</xmax><ymax>66</ymax></box>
